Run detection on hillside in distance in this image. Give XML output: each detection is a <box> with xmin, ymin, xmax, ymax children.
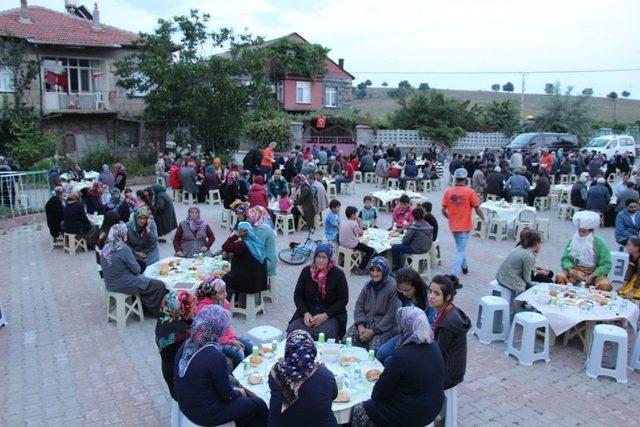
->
<box><xmin>352</xmin><ymin>87</ymin><xmax>640</xmax><ymax>123</ymax></box>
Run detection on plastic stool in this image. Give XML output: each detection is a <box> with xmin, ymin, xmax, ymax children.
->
<box><xmin>63</xmin><ymin>233</ymin><xmax>88</xmax><ymax>256</ymax></box>
<box><xmin>511</xmin><ymin>196</ymin><xmax>525</xmax><ymax>204</ymax></box>
<box><xmin>586</xmin><ymin>324</ymin><xmax>628</xmax><ymax>383</ymax></box>
<box><xmin>172</xmin><ymin>188</ymin><xmax>183</xmax><ymax>202</ymax></box>
<box><xmin>364</xmin><ymin>172</ymin><xmax>376</xmax><ymax>183</ymax></box>
<box><xmin>486</xmin><ymin>194</ymin><xmax>500</xmax><ymax>202</ymax></box>
<box><xmin>230</xmin><ymin>292</ymin><xmax>265</xmax><ymax>322</ymax></box>
<box><xmin>342</xmin><ymin>181</ymin><xmax>355</xmax><ymax>195</ymax></box>
<box><xmin>421</xmin><ymin>179</ymin><xmax>432</xmax><ymax>192</ymax></box>
<box><xmin>263</xmin><ymin>275</ymin><xmax>278</xmax><ymax>303</ymax></box>
<box><xmin>182</xmin><ymin>191</ymin><xmax>194</xmax><ymax>205</ymax></box>
<box><xmin>106</xmin><ymin>291</ymin><xmax>144</xmax><ymax>328</ymax></box>
<box><xmin>486</xmin><ymin>218</ymin><xmax>508</xmax><ymax>241</ymax></box>
<box><xmin>558</xmin><ymin>190</ymin><xmax>570</xmax><ymax>205</ymax></box>
<box><xmin>353</xmin><ymin>171</ymin><xmax>363</xmax><ymax>183</ymax></box>
<box><xmin>609</xmin><ymin>251</ymin><xmax>630</xmax><ymax>283</ymax></box>
<box><xmin>473</xmin><ymin>296</ymin><xmax>510</xmax><ymax>344</ymax></box>
<box><xmin>207</xmin><ymin>189</ymin><xmax>221</xmax><ymax>205</ymax></box>
<box><xmin>535</xmin><ymin>218</ymin><xmax>550</xmax><ymax>241</ymax></box>
<box><xmin>443</xmin><ymin>385</ymin><xmax>458</xmax><ymax>427</ymax></box>
<box><xmin>568</xmin><ymin>205</ymin><xmax>583</xmax><ymax>219</ymax></box>
<box><xmin>548</xmin><ymin>193</ymin><xmax>559</xmax><ymax>209</ymax></box>
<box><xmin>488</xmin><ymin>280</ymin><xmax>510</xmax><ymax>299</ymax></box>
<box><xmin>505</xmin><ymin>312</ymin><xmax>550</xmax><ymax>365</ymax></box>
<box><xmin>156</xmin><ymin>176</ymin><xmax>166</xmax><ymax>186</ymax></box>
<box><xmin>514</xmin><ymin>220</ymin><xmax>535</xmax><ymax>241</ymax></box>
<box><xmin>628</xmin><ymin>330</ymin><xmax>640</xmax><ymax>371</ymax></box>
<box><xmin>559</xmin><ymin>174</ymin><xmax>570</xmax><ymax>184</ymax></box>
<box><xmin>376</xmin><ymin>176</ymin><xmax>387</xmax><ymax>188</ymax></box>
<box><xmin>472</xmin><ymin>215</ymin><xmax>487</xmax><ymax>238</ymax></box>
<box><xmin>557</xmin><ymin>204</ymin><xmax>572</xmax><ymax>220</ymax></box>
<box><xmin>337</xmin><ymin>246</ymin><xmax>362</xmax><ymax>277</ymax></box>
<box><xmin>533</xmin><ymin>196</ymin><xmax>550</xmax><ymax>211</ymax></box>
<box><xmin>403</xmin><ymin>252</ymin><xmax>431</xmax><ymax>278</ymax></box>
<box><xmin>327</xmin><ymin>183</ymin><xmax>337</xmax><ymax>198</ymax></box>
<box><xmin>568</xmin><ymin>174</ymin><xmax>578</xmax><ymax>184</ymax></box>
<box><xmin>429</xmin><ymin>240</ymin><xmax>441</xmax><ymax>267</ymax></box>
<box><xmin>247</xmin><ymin>325</ymin><xmax>283</xmax><ymax>344</ymax></box>
<box><xmin>387</xmin><ymin>178</ymin><xmax>399</xmax><ymax>190</ymax></box>
<box><xmin>432</xmin><ymin>179</ymin><xmax>441</xmax><ymax>190</ymax></box>
<box><xmin>220</xmin><ymin>209</ymin><xmax>230</xmax><ymax>228</ymax></box>
<box><xmin>405</xmin><ymin>180</ymin><xmax>417</xmax><ymax>192</ymax></box>
<box><xmin>228</xmin><ymin>211</ymin><xmax>237</xmax><ymax>230</ymax></box>
<box><xmin>275</xmin><ymin>213</ymin><xmax>295</xmax><ymax>235</ymax></box>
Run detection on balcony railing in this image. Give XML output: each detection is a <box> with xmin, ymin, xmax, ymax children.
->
<box><xmin>44</xmin><ymin>92</ymin><xmax>110</xmax><ymax>112</ymax></box>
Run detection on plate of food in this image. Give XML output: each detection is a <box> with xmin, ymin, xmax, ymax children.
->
<box><xmin>365</xmin><ymin>369</ymin><xmax>382</xmax><ymax>382</ymax></box>
<box><xmin>342</xmin><ymin>346</ymin><xmax>369</xmax><ymax>361</ymax></box>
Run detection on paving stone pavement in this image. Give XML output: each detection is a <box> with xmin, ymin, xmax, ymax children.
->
<box><xmin>2</xmin><ymin>177</ymin><xmax>640</xmax><ymax>426</ymax></box>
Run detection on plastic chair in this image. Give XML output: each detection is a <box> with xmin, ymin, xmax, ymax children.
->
<box><xmin>337</xmin><ymin>246</ymin><xmax>362</xmax><ymax>277</ymax></box>
<box><xmin>275</xmin><ymin>213</ymin><xmax>295</xmax><ymax>235</ymax></box>
<box><xmin>473</xmin><ymin>296</ymin><xmax>510</xmax><ymax>344</ymax></box>
<box><xmin>586</xmin><ymin>324</ymin><xmax>628</xmax><ymax>383</ymax></box>
<box><xmin>63</xmin><ymin>233</ymin><xmax>88</xmax><ymax>256</ymax></box>
<box><xmin>230</xmin><ymin>292</ymin><xmax>265</xmax><ymax>322</ymax></box>
<box><xmin>505</xmin><ymin>312</ymin><xmax>551</xmax><ymax>365</ymax></box>
<box><xmin>106</xmin><ymin>291</ymin><xmax>144</xmax><ymax>328</ymax></box>
<box><xmin>514</xmin><ymin>210</ymin><xmax>536</xmax><ymax>241</ymax></box>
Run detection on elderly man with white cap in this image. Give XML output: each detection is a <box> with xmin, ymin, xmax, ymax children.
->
<box><xmin>442</xmin><ymin>168</ymin><xmax>485</xmax><ymax>276</ymax></box>
<box><xmin>555</xmin><ymin>210</ymin><xmax>612</xmax><ymax>290</ymax></box>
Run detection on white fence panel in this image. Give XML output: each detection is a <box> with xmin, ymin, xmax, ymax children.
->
<box><xmin>374</xmin><ymin>130</ymin><xmax>510</xmax><ymax>151</ymax></box>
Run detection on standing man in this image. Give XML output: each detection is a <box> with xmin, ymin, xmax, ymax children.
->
<box><xmin>442</xmin><ymin>168</ymin><xmax>485</xmax><ymax>276</ymax></box>
<box><xmin>261</xmin><ymin>141</ymin><xmax>276</xmax><ymax>179</ymax></box>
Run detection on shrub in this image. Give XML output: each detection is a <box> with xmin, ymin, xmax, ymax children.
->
<box><xmin>245</xmin><ymin>117</ymin><xmax>291</xmax><ymax>151</ymax></box>
<box><xmin>81</xmin><ymin>144</ymin><xmax>116</xmax><ymax>172</ymax></box>
<box><xmin>8</xmin><ymin>117</ymin><xmax>58</xmax><ymax>170</ymax></box>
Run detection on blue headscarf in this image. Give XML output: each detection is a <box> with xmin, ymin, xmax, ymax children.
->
<box><xmin>314</xmin><ymin>243</ymin><xmax>333</xmax><ymax>260</ymax></box>
<box><xmin>237</xmin><ymin>221</ymin><xmax>266</xmax><ymax>263</ymax></box>
<box><xmin>368</xmin><ymin>256</ymin><xmax>391</xmax><ymax>291</ymax></box>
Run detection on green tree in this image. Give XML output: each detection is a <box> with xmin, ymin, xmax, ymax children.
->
<box><xmin>478</xmin><ymin>99</ymin><xmax>521</xmax><ymax>136</ymax></box>
<box><xmin>532</xmin><ymin>85</ymin><xmax>594</xmax><ymax>143</ymax></box>
<box><xmin>115</xmin><ymin>10</ymin><xmax>273</xmax><ymax>154</ymax></box>
<box><xmin>388</xmin><ymin>91</ymin><xmax>473</xmax><ymax>146</ymax></box>
<box><xmin>502</xmin><ymin>82</ymin><xmax>515</xmax><ymax>92</ymax></box>
<box><xmin>268</xmin><ymin>38</ymin><xmax>329</xmax><ymax>81</ymax></box>
<box><xmin>355</xmin><ymin>88</ymin><xmax>367</xmax><ymax>99</ymax></box>
<box><xmin>491</xmin><ymin>83</ymin><xmax>500</xmax><ymax>92</ymax></box>
<box><xmin>245</xmin><ymin>117</ymin><xmax>291</xmax><ymax>151</ymax></box>
<box><xmin>582</xmin><ymin>88</ymin><xmax>593</xmax><ymax>96</ymax></box>
<box><xmin>356</xmin><ymin>82</ymin><xmax>367</xmax><ymax>90</ymax></box>
<box><xmin>364</xmin><ymin>79</ymin><xmax>372</xmax><ymax>86</ymax></box>
<box><xmin>544</xmin><ymin>83</ymin><xmax>555</xmax><ymax>94</ymax></box>
<box><xmin>381</xmin><ymin>81</ymin><xmax>388</xmax><ymax>87</ymax></box>
<box><xmin>418</xmin><ymin>82</ymin><xmax>430</xmax><ymax>91</ymax></box>
<box><xmin>622</xmin><ymin>90</ymin><xmax>631</xmax><ymax>98</ymax></box>
<box><xmin>607</xmin><ymin>91</ymin><xmax>619</xmax><ymax>121</ymax></box>
<box><xmin>398</xmin><ymin>80</ymin><xmax>413</xmax><ymax>90</ymax></box>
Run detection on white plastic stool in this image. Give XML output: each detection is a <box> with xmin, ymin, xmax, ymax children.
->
<box><xmin>586</xmin><ymin>324</ymin><xmax>628</xmax><ymax>383</ymax></box>
<box><xmin>433</xmin><ymin>179</ymin><xmax>441</xmax><ymax>190</ymax></box>
<box><xmin>387</xmin><ymin>178</ymin><xmax>399</xmax><ymax>190</ymax></box>
<box><xmin>106</xmin><ymin>291</ymin><xmax>144</xmax><ymax>328</ymax></box>
<box><xmin>230</xmin><ymin>292</ymin><xmax>265</xmax><ymax>322</ymax></box>
<box><xmin>229</xmin><ymin>211</ymin><xmax>238</xmax><ymax>230</ymax></box>
<box><xmin>533</xmin><ymin>196</ymin><xmax>550</xmax><ymax>211</ymax></box>
<box><xmin>247</xmin><ymin>325</ymin><xmax>283</xmax><ymax>344</ymax></box>
<box><xmin>182</xmin><ymin>191</ymin><xmax>194</xmax><ymax>205</ymax></box>
<box><xmin>207</xmin><ymin>189</ymin><xmax>221</xmax><ymax>205</ymax></box>
<box><xmin>548</xmin><ymin>193</ymin><xmax>559</xmax><ymax>209</ymax></box>
<box><xmin>511</xmin><ymin>196</ymin><xmax>525</xmax><ymax>204</ymax></box>
<box><xmin>558</xmin><ymin>190</ymin><xmax>570</xmax><ymax>204</ymax></box>
<box><xmin>63</xmin><ymin>233</ymin><xmax>88</xmax><ymax>256</ymax></box>
<box><xmin>505</xmin><ymin>312</ymin><xmax>551</xmax><ymax>365</ymax></box>
<box><xmin>405</xmin><ymin>180</ymin><xmax>417</xmax><ymax>192</ymax></box>
<box><xmin>353</xmin><ymin>171</ymin><xmax>363</xmax><ymax>183</ymax></box>
<box><xmin>275</xmin><ymin>213</ymin><xmax>295</xmax><ymax>235</ymax></box>
<box><xmin>220</xmin><ymin>209</ymin><xmax>230</xmax><ymax>228</ymax></box>
<box><xmin>429</xmin><ymin>240</ymin><xmax>441</xmax><ymax>267</ymax></box>
<box><xmin>473</xmin><ymin>296</ymin><xmax>510</xmax><ymax>344</ymax></box>
<box><xmin>472</xmin><ymin>215</ymin><xmax>487</xmax><ymax>238</ymax></box>
<box><xmin>263</xmin><ymin>275</ymin><xmax>278</xmax><ymax>302</ymax></box>
<box><xmin>443</xmin><ymin>386</ymin><xmax>458</xmax><ymax>427</ymax></box>
<box><xmin>559</xmin><ymin>174</ymin><xmax>569</xmax><ymax>184</ymax></box>
<box><xmin>403</xmin><ymin>252</ymin><xmax>431</xmax><ymax>278</ymax></box>
<box><xmin>179</xmin><ymin>407</ymin><xmax>235</xmax><ymax>427</ymax></box>
<box><xmin>421</xmin><ymin>179</ymin><xmax>432</xmax><ymax>192</ymax></box>
<box><xmin>534</xmin><ymin>218</ymin><xmax>551</xmax><ymax>241</ymax></box>
<box><xmin>342</xmin><ymin>181</ymin><xmax>355</xmax><ymax>195</ymax></box>
<box><xmin>609</xmin><ymin>251</ymin><xmax>630</xmax><ymax>283</ymax></box>
<box><xmin>376</xmin><ymin>176</ymin><xmax>387</xmax><ymax>188</ymax></box>
<box><xmin>568</xmin><ymin>174</ymin><xmax>578</xmax><ymax>184</ymax></box>
<box><xmin>557</xmin><ymin>204</ymin><xmax>572</xmax><ymax>220</ymax></box>
<box><xmin>628</xmin><ymin>330</ymin><xmax>640</xmax><ymax>371</ymax></box>
<box><xmin>488</xmin><ymin>280</ymin><xmax>510</xmax><ymax>299</ymax></box>
<box><xmin>486</xmin><ymin>218</ymin><xmax>508</xmax><ymax>241</ymax></box>
<box><xmin>486</xmin><ymin>194</ymin><xmax>500</xmax><ymax>202</ymax></box>
<box><xmin>327</xmin><ymin>183</ymin><xmax>337</xmax><ymax>198</ymax></box>
<box><xmin>364</xmin><ymin>172</ymin><xmax>376</xmax><ymax>183</ymax></box>
<box><xmin>337</xmin><ymin>246</ymin><xmax>362</xmax><ymax>277</ymax></box>
<box><xmin>172</xmin><ymin>188</ymin><xmax>183</xmax><ymax>202</ymax></box>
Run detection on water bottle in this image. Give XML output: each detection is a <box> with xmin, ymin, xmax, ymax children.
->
<box><xmin>318</xmin><ymin>332</ymin><xmax>325</xmax><ymax>344</ymax></box>
<box><xmin>346</xmin><ymin>337</ymin><xmax>352</xmax><ymax>348</ymax></box>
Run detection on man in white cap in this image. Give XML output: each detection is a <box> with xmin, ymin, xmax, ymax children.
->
<box><xmin>556</xmin><ymin>210</ymin><xmax>612</xmax><ymax>290</ymax></box>
<box><xmin>442</xmin><ymin>168</ymin><xmax>485</xmax><ymax>276</ymax></box>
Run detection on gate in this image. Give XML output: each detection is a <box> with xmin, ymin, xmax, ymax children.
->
<box><xmin>302</xmin><ymin>125</ymin><xmax>355</xmax><ymax>146</ymax></box>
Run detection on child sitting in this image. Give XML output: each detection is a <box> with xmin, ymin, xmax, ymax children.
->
<box><xmin>359</xmin><ymin>195</ymin><xmax>378</xmax><ymax>228</ymax></box>
<box><xmin>421</xmin><ymin>201</ymin><xmax>439</xmax><ymax>241</ymax></box>
<box><xmin>194</xmin><ymin>275</ymin><xmax>253</xmax><ymax>367</ymax></box>
<box><xmin>392</xmin><ymin>194</ymin><xmax>412</xmax><ymax>230</ymax></box>
<box><xmin>339</xmin><ymin>206</ymin><xmax>375</xmax><ymax>275</ymax></box>
<box><xmin>325</xmin><ymin>199</ymin><xmax>341</xmax><ymax>243</ymax></box>
<box><xmin>389</xmin><ymin>161</ymin><xmax>402</xmax><ymax>179</ymax></box>
<box><xmin>278</xmin><ymin>188</ymin><xmax>293</xmax><ymax>214</ymax></box>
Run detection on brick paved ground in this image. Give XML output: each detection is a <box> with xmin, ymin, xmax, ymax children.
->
<box><xmin>2</xmin><ymin>175</ymin><xmax>640</xmax><ymax>426</ymax></box>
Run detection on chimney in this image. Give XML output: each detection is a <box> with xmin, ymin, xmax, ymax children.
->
<box><xmin>18</xmin><ymin>0</ymin><xmax>32</xmax><ymax>24</ymax></box>
<box><xmin>338</xmin><ymin>58</ymin><xmax>344</xmax><ymax>68</ymax></box>
<box><xmin>92</xmin><ymin>2</ymin><xmax>101</xmax><ymax>31</ymax></box>
<box><xmin>65</xmin><ymin>0</ymin><xmax>77</xmax><ymax>12</ymax></box>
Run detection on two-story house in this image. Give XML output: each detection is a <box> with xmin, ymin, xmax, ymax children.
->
<box><xmin>0</xmin><ymin>1</ymin><xmax>162</xmax><ymax>156</ymax></box>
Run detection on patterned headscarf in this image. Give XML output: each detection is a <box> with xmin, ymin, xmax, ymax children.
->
<box><xmin>292</xmin><ymin>174</ymin><xmax>309</xmax><ymax>187</ymax></box>
<box><xmin>310</xmin><ymin>243</ymin><xmax>334</xmax><ymax>300</ymax></box>
<box><xmin>187</xmin><ymin>206</ymin><xmax>206</xmax><ymax>232</ymax></box>
<box><xmin>178</xmin><ymin>305</ymin><xmax>230</xmax><ymax>377</ymax></box>
<box><xmin>237</xmin><ymin>222</ymin><xmax>266</xmax><ymax>263</ymax></box>
<box><xmin>248</xmin><ymin>205</ymin><xmax>275</xmax><ymax>231</ymax></box>
<box><xmin>114</xmin><ymin>163</ymin><xmax>125</xmax><ymax>173</ymax></box>
<box><xmin>369</xmin><ymin>256</ymin><xmax>391</xmax><ymax>291</ymax></box>
<box><xmin>132</xmin><ymin>206</ymin><xmax>150</xmax><ymax>233</ymax></box>
<box><xmin>196</xmin><ymin>275</ymin><xmax>226</xmax><ymax>300</ymax></box>
<box><xmin>101</xmin><ymin>222</ymin><xmax>127</xmax><ymax>265</ymax></box>
<box><xmin>235</xmin><ymin>203</ymin><xmax>249</xmax><ymax>217</ymax></box>
<box><xmin>156</xmin><ymin>290</ymin><xmax>196</xmax><ymax>352</ymax></box>
<box><xmin>395</xmin><ymin>306</ymin><xmax>434</xmax><ymax>348</ymax></box>
<box><xmin>272</xmin><ymin>330</ymin><xmax>318</xmax><ymax>410</ymax></box>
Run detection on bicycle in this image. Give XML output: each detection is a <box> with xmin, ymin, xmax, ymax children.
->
<box><xmin>278</xmin><ymin>231</ymin><xmax>323</xmax><ymax>265</ymax></box>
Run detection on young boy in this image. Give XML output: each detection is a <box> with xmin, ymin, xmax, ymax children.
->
<box><xmin>392</xmin><ymin>194</ymin><xmax>412</xmax><ymax>230</ymax></box>
<box><xmin>358</xmin><ymin>195</ymin><xmax>378</xmax><ymax>228</ymax></box>
<box><xmin>338</xmin><ymin>206</ymin><xmax>375</xmax><ymax>275</ymax></box>
<box><xmin>391</xmin><ymin>207</ymin><xmax>433</xmax><ymax>271</ymax></box>
<box><xmin>325</xmin><ymin>199</ymin><xmax>341</xmax><ymax>243</ymax></box>
<box><xmin>421</xmin><ymin>201</ymin><xmax>439</xmax><ymax>241</ymax></box>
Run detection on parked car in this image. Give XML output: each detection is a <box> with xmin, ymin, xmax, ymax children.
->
<box><xmin>505</xmin><ymin>132</ymin><xmax>579</xmax><ymax>152</ymax></box>
<box><xmin>582</xmin><ymin>134</ymin><xmax>636</xmax><ymax>159</ymax></box>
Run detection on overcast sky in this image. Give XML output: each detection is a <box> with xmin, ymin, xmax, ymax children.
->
<box><xmin>25</xmin><ymin>0</ymin><xmax>640</xmax><ymax>98</ymax></box>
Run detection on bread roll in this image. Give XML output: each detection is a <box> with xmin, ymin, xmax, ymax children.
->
<box><xmin>249</xmin><ymin>355</ymin><xmax>263</xmax><ymax>367</ymax></box>
<box><xmin>248</xmin><ymin>374</ymin><xmax>263</xmax><ymax>385</ymax></box>
<box><xmin>366</xmin><ymin>369</ymin><xmax>382</xmax><ymax>382</ymax></box>
<box><xmin>159</xmin><ymin>264</ymin><xmax>170</xmax><ymax>276</ymax></box>
<box><xmin>339</xmin><ymin>356</ymin><xmax>358</xmax><ymax>367</ymax></box>
<box><xmin>334</xmin><ymin>390</ymin><xmax>350</xmax><ymax>402</ymax></box>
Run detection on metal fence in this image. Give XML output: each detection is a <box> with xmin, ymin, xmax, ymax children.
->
<box><xmin>0</xmin><ymin>171</ymin><xmax>50</xmax><ymax>220</ymax></box>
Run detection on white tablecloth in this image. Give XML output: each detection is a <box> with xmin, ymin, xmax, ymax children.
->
<box><xmin>88</xmin><ymin>214</ymin><xmax>103</xmax><ymax>227</ymax></box>
<box><xmin>371</xmin><ymin>190</ymin><xmax>425</xmax><ymax>206</ymax></box>
<box><xmin>144</xmin><ymin>256</ymin><xmax>230</xmax><ymax>291</ymax></box>
<box><xmin>480</xmin><ymin>201</ymin><xmax>536</xmax><ymax>226</ymax></box>
<box><xmin>60</xmin><ymin>170</ymin><xmax>99</xmax><ymax>181</ymax></box>
<box><xmin>515</xmin><ymin>283</ymin><xmax>639</xmax><ymax>335</ymax></box>
<box><xmin>232</xmin><ymin>343</ymin><xmax>384</xmax><ymax>424</ymax></box>
<box><xmin>360</xmin><ymin>228</ymin><xmax>402</xmax><ymax>254</ymax></box>
<box><xmin>551</xmin><ymin>184</ymin><xmax>572</xmax><ymax>193</ymax></box>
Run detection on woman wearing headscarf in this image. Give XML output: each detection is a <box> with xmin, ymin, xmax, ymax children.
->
<box><xmin>126</xmin><ymin>207</ymin><xmax>160</xmax><ymax>267</ymax></box>
<box><xmin>345</xmin><ymin>256</ymin><xmax>401</xmax><ymax>351</ymax></box>
<box><xmin>155</xmin><ymin>290</ymin><xmax>196</xmax><ymax>400</ymax></box>
<box><xmin>85</xmin><ymin>181</ymin><xmax>107</xmax><ymax>214</ymax></box>
<box><xmin>268</xmin><ymin>330</ymin><xmax>338</xmax><ymax>427</ymax></box>
<box><xmin>106</xmin><ymin>188</ymin><xmax>131</xmax><ymax>222</ymax></box>
<box><xmin>292</xmin><ymin>174</ymin><xmax>317</xmax><ymax>231</ymax></box>
<box><xmin>202</xmin><ymin>165</ymin><xmax>222</xmax><ymax>195</ymax></box>
<box><xmin>221</xmin><ymin>221</ymin><xmax>268</xmax><ymax>295</ymax></box>
<box><xmin>223</xmin><ymin>171</ymin><xmax>242</xmax><ymax>209</ymax></box>
<box><xmin>63</xmin><ymin>191</ymin><xmax>99</xmax><ymax>248</ymax></box>
<box><xmin>45</xmin><ymin>186</ymin><xmax>65</xmax><ymax>241</ymax></box>
<box><xmin>248</xmin><ymin>175</ymin><xmax>269</xmax><ymax>209</ymax></box>
<box><xmin>96</xmin><ymin>210</ymin><xmax>121</xmax><ymax>278</ymax></box>
<box><xmin>247</xmin><ymin>206</ymin><xmax>277</xmax><ymax>277</ymax></box>
<box><xmin>100</xmin><ymin>223</ymin><xmax>167</xmax><ymax>316</ymax></box>
<box><xmin>351</xmin><ymin>307</ymin><xmax>444</xmax><ymax>427</ymax></box>
<box><xmin>174</xmin><ymin>305</ymin><xmax>268</xmax><ymax>427</ymax></box>
<box><xmin>150</xmin><ymin>183</ymin><xmax>177</xmax><ymax>239</ymax></box>
<box><xmin>286</xmin><ymin>244</ymin><xmax>348</xmax><ymax>340</ymax></box>
<box><xmin>173</xmin><ymin>206</ymin><xmax>215</xmax><ymax>257</ymax></box>
<box><xmin>233</xmin><ymin>203</ymin><xmax>249</xmax><ymax>231</ymax></box>
<box><xmin>98</xmin><ymin>164</ymin><xmax>115</xmax><ymax>191</ymax></box>
<box><xmin>113</xmin><ymin>163</ymin><xmax>127</xmax><ymax>191</ymax></box>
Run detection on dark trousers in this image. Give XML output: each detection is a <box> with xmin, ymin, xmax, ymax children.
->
<box><xmin>353</xmin><ymin>242</ymin><xmax>375</xmax><ymax>269</ymax></box>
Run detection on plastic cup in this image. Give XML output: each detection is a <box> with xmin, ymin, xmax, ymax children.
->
<box><xmin>319</xmin><ymin>333</ymin><xmax>325</xmax><ymax>344</ymax></box>
<box><xmin>346</xmin><ymin>337</ymin><xmax>352</xmax><ymax>348</ymax></box>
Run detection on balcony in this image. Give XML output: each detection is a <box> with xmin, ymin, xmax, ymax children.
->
<box><xmin>44</xmin><ymin>92</ymin><xmax>111</xmax><ymax>113</ymax></box>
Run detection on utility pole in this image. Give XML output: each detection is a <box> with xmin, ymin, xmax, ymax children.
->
<box><xmin>520</xmin><ymin>72</ymin><xmax>527</xmax><ymax>124</ymax></box>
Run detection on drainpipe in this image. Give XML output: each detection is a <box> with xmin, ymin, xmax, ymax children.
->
<box><xmin>33</xmin><ymin>41</ymin><xmax>43</xmax><ymax>117</ymax></box>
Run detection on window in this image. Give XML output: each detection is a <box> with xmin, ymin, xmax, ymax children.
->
<box><xmin>325</xmin><ymin>87</ymin><xmax>337</xmax><ymax>107</ymax></box>
<box><xmin>296</xmin><ymin>81</ymin><xmax>311</xmax><ymax>104</ymax></box>
<box><xmin>276</xmin><ymin>81</ymin><xmax>284</xmax><ymax>101</ymax></box>
<box><xmin>0</xmin><ymin>66</ymin><xmax>14</xmax><ymax>92</ymax></box>
<box><xmin>42</xmin><ymin>57</ymin><xmax>104</xmax><ymax>93</ymax></box>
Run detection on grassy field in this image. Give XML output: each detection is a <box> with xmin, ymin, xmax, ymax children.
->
<box><xmin>352</xmin><ymin>87</ymin><xmax>640</xmax><ymax>123</ymax></box>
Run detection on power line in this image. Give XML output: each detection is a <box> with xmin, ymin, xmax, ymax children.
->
<box><xmin>350</xmin><ymin>68</ymin><xmax>640</xmax><ymax>75</ymax></box>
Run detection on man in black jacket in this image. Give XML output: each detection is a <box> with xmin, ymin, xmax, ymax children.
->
<box><xmin>485</xmin><ymin>166</ymin><xmax>505</xmax><ymax>199</ymax></box>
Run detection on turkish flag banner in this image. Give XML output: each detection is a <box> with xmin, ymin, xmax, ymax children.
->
<box><xmin>316</xmin><ymin>115</ymin><xmax>326</xmax><ymax>129</ymax></box>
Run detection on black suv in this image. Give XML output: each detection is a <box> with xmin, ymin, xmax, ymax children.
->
<box><xmin>505</xmin><ymin>132</ymin><xmax>578</xmax><ymax>152</ymax></box>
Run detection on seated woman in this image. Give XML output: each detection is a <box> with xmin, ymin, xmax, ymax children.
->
<box><xmin>173</xmin><ymin>207</ymin><xmax>215</xmax><ymax>258</ymax></box>
<box><xmin>248</xmin><ymin>206</ymin><xmax>277</xmax><ymax>278</ymax></box>
<box><xmin>268</xmin><ymin>330</ymin><xmax>338</xmax><ymax>427</ymax></box>
<box><xmin>126</xmin><ymin>207</ymin><xmax>160</xmax><ymax>267</ymax></box>
<box><xmin>287</xmin><ymin>244</ymin><xmax>349</xmax><ymax>340</ymax></box>
<box><xmin>345</xmin><ymin>257</ymin><xmax>401</xmax><ymax>351</ymax></box>
<box><xmin>351</xmin><ymin>307</ymin><xmax>444</xmax><ymax>427</ymax></box>
<box><xmin>174</xmin><ymin>305</ymin><xmax>268</xmax><ymax>427</ymax></box>
<box><xmin>194</xmin><ymin>276</ymin><xmax>253</xmax><ymax>368</ymax></box>
<box><xmin>63</xmin><ymin>192</ymin><xmax>99</xmax><ymax>248</ymax></box>
<box><xmin>85</xmin><ymin>182</ymin><xmax>107</xmax><ymax>215</ymax></box>
<box><xmin>233</xmin><ymin>203</ymin><xmax>249</xmax><ymax>231</ymax></box>
<box><xmin>155</xmin><ymin>290</ymin><xmax>196</xmax><ymax>400</ymax></box>
<box><xmin>106</xmin><ymin>188</ymin><xmax>131</xmax><ymax>222</ymax></box>
<box><xmin>96</xmin><ymin>210</ymin><xmax>121</xmax><ymax>278</ymax></box>
<box><xmin>221</xmin><ymin>222</ymin><xmax>268</xmax><ymax>296</ymax></box>
<box><xmin>619</xmin><ymin>237</ymin><xmax>640</xmax><ymax>300</ymax></box>
<box><xmin>45</xmin><ymin>186</ymin><xmax>65</xmax><ymax>242</ymax></box>
<box><xmin>376</xmin><ymin>267</ymin><xmax>438</xmax><ymax>363</ymax></box>
<box><xmin>100</xmin><ymin>223</ymin><xmax>167</xmax><ymax>316</ymax></box>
